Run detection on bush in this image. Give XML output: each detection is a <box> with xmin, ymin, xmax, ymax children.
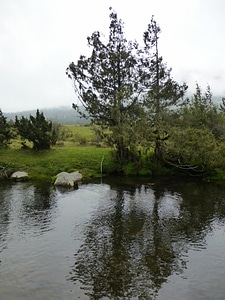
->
<box><xmin>15</xmin><ymin>109</ymin><xmax>54</xmax><ymax>150</ymax></box>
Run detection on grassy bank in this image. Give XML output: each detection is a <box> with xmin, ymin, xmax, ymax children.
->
<box><xmin>3</xmin><ymin>124</ymin><xmax>220</xmax><ymax>183</ymax></box>
<box><xmin>0</xmin><ymin>145</ymin><xmax>115</xmax><ymax>182</ymax></box>
<box><xmin>0</xmin><ymin>124</ymin><xmax>117</xmax><ymax>182</ymax></box>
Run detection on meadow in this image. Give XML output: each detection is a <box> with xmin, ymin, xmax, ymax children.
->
<box><xmin>0</xmin><ymin>125</ymin><xmax>115</xmax><ymax>182</ymax></box>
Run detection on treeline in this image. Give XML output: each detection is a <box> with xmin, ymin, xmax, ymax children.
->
<box><xmin>0</xmin><ymin>109</ymin><xmax>59</xmax><ymax>150</ymax></box>
<box><xmin>1</xmin><ymin>87</ymin><xmax>225</xmax><ymax>177</ymax></box>
<box><xmin>0</xmin><ymin>109</ymin><xmax>95</xmax><ymax>151</ymax></box>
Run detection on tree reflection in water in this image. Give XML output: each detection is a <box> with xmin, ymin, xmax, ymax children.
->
<box><xmin>20</xmin><ymin>182</ymin><xmax>58</xmax><ymax>234</ymax></box>
<box><xmin>0</xmin><ymin>182</ymin><xmax>11</xmax><ymax>255</ymax></box>
<box><xmin>0</xmin><ymin>182</ymin><xmax>57</xmax><ymax>247</ymax></box>
<box><xmin>68</xmin><ymin>178</ymin><xmax>225</xmax><ymax>299</ymax></box>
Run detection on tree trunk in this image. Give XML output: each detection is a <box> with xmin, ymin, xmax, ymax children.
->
<box><xmin>154</xmin><ymin>138</ymin><xmax>163</xmax><ymax>166</ymax></box>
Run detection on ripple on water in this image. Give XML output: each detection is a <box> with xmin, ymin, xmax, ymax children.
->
<box><xmin>0</xmin><ymin>180</ymin><xmax>225</xmax><ymax>300</ymax></box>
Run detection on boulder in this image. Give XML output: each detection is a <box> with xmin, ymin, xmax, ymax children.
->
<box><xmin>11</xmin><ymin>171</ymin><xmax>29</xmax><ymax>181</ymax></box>
<box><xmin>54</xmin><ymin>171</ymin><xmax>82</xmax><ymax>187</ymax></box>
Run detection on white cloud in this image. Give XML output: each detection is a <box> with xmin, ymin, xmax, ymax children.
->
<box><xmin>0</xmin><ymin>0</ymin><xmax>225</xmax><ymax>112</ymax></box>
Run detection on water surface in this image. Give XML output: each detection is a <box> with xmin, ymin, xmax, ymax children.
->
<box><xmin>0</xmin><ymin>177</ymin><xmax>225</xmax><ymax>299</ymax></box>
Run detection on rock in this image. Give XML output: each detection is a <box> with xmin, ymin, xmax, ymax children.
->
<box><xmin>11</xmin><ymin>171</ymin><xmax>29</xmax><ymax>181</ymax></box>
<box><xmin>54</xmin><ymin>171</ymin><xmax>82</xmax><ymax>187</ymax></box>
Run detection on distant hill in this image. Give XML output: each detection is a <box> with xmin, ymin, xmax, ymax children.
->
<box><xmin>5</xmin><ymin>106</ymin><xmax>90</xmax><ymax>124</ymax></box>
<box><xmin>4</xmin><ymin>96</ymin><xmax>224</xmax><ymax>124</ymax></box>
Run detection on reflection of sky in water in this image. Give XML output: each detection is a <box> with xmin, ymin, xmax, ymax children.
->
<box><xmin>0</xmin><ymin>182</ymin><xmax>58</xmax><ymax>242</ymax></box>
<box><xmin>118</xmin><ymin>186</ymin><xmax>182</xmax><ymax>219</ymax></box>
<box><xmin>157</xmin><ymin>220</ymin><xmax>225</xmax><ymax>300</ymax></box>
<box><xmin>158</xmin><ymin>192</ymin><xmax>182</xmax><ymax>219</ymax></box>
<box><xmin>0</xmin><ymin>180</ymin><xmax>225</xmax><ymax>300</ymax></box>
<box><xmin>68</xmin><ymin>182</ymin><xmax>225</xmax><ymax>299</ymax></box>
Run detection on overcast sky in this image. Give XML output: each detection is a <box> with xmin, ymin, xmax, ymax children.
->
<box><xmin>1</xmin><ymin>0</ymin><xmax>225</xmax><ymax>112</ymax></box>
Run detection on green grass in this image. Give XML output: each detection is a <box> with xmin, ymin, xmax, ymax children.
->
<box><xmin>0</xmin><ymin>145</ymin><xmax>115</xmax><ymax>182</ymax></box>
<box><xmin>59</xmin><ymin>124</ymin><xmax>98</xmax><ymax>146</ymax></box>
<box><xmin>0</xmin><ymin>125</ymin><xmax>116</xmax><ymax>182</ymax></box>
<box><xmin>0</xmin><ymin>125</ymin><xmax>159</xmax><ymax>181</ymax></box>
<box><xmin>63</xmin><ymin>124</ymin><xmax>95</xmax><ymax>139</ymax></box>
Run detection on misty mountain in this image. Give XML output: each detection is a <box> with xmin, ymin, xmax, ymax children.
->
<box><xmin>5</xmin><ymin>106</ymin><xmax>90</xmax><ymax>124</ymax></box>
<box><xmin>4</xmin><ymin>96</ymin><xmax>224</xmax><ymax>125</ymax></box>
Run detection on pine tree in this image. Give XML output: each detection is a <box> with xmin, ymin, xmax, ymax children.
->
<box><xmin>0</xmin><ymin>109</ymin><xmax>12</xmax><ymax>147</ymax></box>
<box><xmin>67</xmin><ymin>9</ymin><xmax>187</xmax><ymax>168</ymax></box>
<box><xmin>142</xmin><ymin>16</ymin><xmax>188</xmax><ymax>164</ymax></box>
<box><xmin>66</xmin><ymin>8</ymin><xmax>145</xmax><ymax>166</ymax></box>
<box><xmin>15</xmin><ymin>109</ymin><xmax>53</xmax><ymax>150</ymax></box>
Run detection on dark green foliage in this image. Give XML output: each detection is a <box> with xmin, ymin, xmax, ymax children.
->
<box><xmin>179</xmin><ymin>84</ymin><xmax>225</xmax><ymax>141</ymax></box>
<box><xmin>166</xmin><ymin>127</ymin><xmax>219</xmax><ymax>174</ymax></box>
<box><xmin>66</xmin><ymin>8</ymin><xmax>148</xmax><ymax>167</ymax></box>
<box><xmin>181</xmin><ymin>84</ymin><xmax>219</xmax><ymax>132</ymax></box>
<box><xmin>15</xmin><ymin>109</ymin><xmax>54</xmax><ymax>150</ymax></box>
<box><xmin>66</xmin><ymin>9</ymin><xmax>187</xmax><ymax>168</ymax></box>
<box><xmin>165</xmin><ymin>84</ymin><xmax>225</xmax><ymax>175</ymax></box>
<box><xmin>142</xmin><ymin>17</ymin><xmax>188</xmax><ymax>163</ymax></box>
<box><xmin>67</xmin><ymin>10</ymin><xmax>139</xmax><ymax>124</ymax></box>
<box><xmin>66</xmin><ymin>8</ymin><xmax>225</xmax><ymax>177</ymax></box>
<box><xmin>0</xmin><ymin>109</ymin><xmax>12</xmax><ymax>147</ymax></box>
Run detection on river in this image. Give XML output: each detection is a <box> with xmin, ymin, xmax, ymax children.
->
<box><xmin>0</xmin><ymin>177</ymin><xmax>225</xmax><ymax>299</ymax></box>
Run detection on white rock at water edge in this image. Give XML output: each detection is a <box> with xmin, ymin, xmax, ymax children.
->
<box><xmin>11</xmin><ymin>171</ymin><xmax>29</xmax><ymax>181</ymax></box>
<box><xmin>54</xmin><ymin>171</ymin><xmax>82</xmax><ymax>187</ymax></box>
